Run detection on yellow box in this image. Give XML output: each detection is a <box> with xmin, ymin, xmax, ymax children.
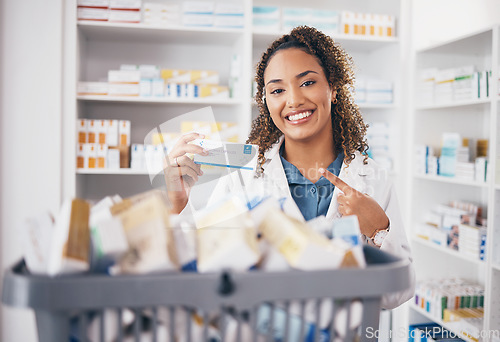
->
<box><xmin>161</xmin><ymin>69</ymin><xmax>220</xmax><ymax>85</ymax></box>
<box><xmin>181</xmin><ymin>121</ymin><xmax>212</xmax><ymax>136</ymax></box>
<box><xmin>211</xmin><ymin>122</ymin><xmax>238</xmax><ymax>142</ymax></box>
<box><xmin>198</xmin><ymin>85</ymin><xmax>229</xmax><ymax>98</ymax></box>
<box><xmin>180</xmin><ymin>121</ymin><xmax>239</xmax><ymax>142</ymax></box>
<box><xmin>161</xmin><ymin>69</ymin><xmax>190</xmax><ymax>83</ymax></box>
<box><xmin>192</xmin><ymin>70</ymin><xmax>219</xmax><ymax>85</ymax></box>
<box><xmin>151</xmin><ymin>132</ymin><xmax>180</xmax><ymax>146</ymax></box>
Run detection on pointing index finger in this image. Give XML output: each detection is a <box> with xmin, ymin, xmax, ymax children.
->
<box><xmin>318</xmin><ymin>168</ymin><xmax>353</xmax><ymax>194</ymax></box>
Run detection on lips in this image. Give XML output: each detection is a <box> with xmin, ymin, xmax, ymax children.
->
<box><xmin>285</xmin><ymin>110</ymin><xmax>314</xmax><ymax>122</ymax></box>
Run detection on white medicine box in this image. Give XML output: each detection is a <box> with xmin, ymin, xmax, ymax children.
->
<box><xmin>107</xmin><ymin>120</ymin><xmax>119</xmax><ymax>146</ymax></box>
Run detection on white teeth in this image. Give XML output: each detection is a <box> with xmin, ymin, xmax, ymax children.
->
<box><xmin>287</xmin><ymin>111</ymin><xmax>312</xmax><ymax>121</ymax></box>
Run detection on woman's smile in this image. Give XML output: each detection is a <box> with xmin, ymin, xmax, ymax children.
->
<box><xmin>284</xmin><ymin>109</ymin><xmax>315</xmax><ymax>124</ymax></box>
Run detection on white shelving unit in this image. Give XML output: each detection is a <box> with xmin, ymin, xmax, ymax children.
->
<box><xmin>416</xmin><ymin>98</ymin><xmax>491</xmax><ymax>110</ymax></box>
<box><xmin>408</xmin><ymin>26</ymin><xmax>500</xmax><ymax>339</ymax></box>
<box><xmin>76</xmin><ymin>169</ymin><xmax>150</xmax><ymax>175</ymax></box>
<box><xmin>77</xmin><ymin>95</ymin><xmax>243</xmax><ymax>105</ymax></box>
<box><xmin>63</xmin><ymin>0</ymin><xmax>408</xmax><ymax>203</ymax></box>
<box><xmin>64</xmin><ymin>0</ymin><xmax>254</xmax><ymax>201</ymax></box>
<box><xmin>413</xmin><ymin>173</ymin><xmax>490</xmax><ymax>188</ymax></box>
<box><xmin>77</xmin><ymin>20</ymin><xmax>245</xmax><ymax>44</ymax></box>
<box><xmin>412</xmin><ymin>235</ymin><xmax>486</xmax><ymax>266</ymax></box>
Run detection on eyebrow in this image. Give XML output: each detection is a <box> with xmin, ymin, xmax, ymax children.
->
<box><xmin>265</xmin><ymin>70</ymin><xmax>319</xmax><ymax>86</ymax></box>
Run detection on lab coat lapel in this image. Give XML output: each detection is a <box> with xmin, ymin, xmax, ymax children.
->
<box><xmin>263</xmin><ymin>137</ymin><xmax>305</xmax><ymax>222</ymax></box>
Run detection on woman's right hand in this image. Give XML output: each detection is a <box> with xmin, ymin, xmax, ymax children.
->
<box><xmin>164</xmin><ymin>132</ymin><xmax>208</xmax><ymax>214</ymax></box>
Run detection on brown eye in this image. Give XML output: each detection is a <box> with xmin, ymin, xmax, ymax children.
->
<box><xmin>301</xmin><ymin>80</ymin><xmax>315</xmax><ymax>87</ymax></box>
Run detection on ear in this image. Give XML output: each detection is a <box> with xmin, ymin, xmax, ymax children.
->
<box><xmin>331</xmin><ymin>88</ymin><xmax>337</xmax><ymax>101</ymax></box>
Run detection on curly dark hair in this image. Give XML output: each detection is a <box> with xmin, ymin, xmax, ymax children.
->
<box><xmin>247</xmin><ymin>25</ymin><xmax>369</xmax><ymax>175</ymax></box>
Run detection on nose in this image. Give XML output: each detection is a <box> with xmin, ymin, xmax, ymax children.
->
<box><xmin>286</xmin><ymin>86</ymin><xmax>305</xmax><ymax>108</ymax></box>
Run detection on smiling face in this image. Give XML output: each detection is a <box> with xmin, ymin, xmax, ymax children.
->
<box><xmin>264</xmin><ymin>48</ymin><xmax>336</xmax><ymax>145</ymax></box>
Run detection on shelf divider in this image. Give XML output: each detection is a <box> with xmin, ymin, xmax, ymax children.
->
<box><xmin>413</xmin><ymin>174</ymin><xmax>489</xmax><ymax>188</ymax></box>
<box><xmin>77</xmin><ymin>95</ymin><xmax>243</xmax><ymax>105</ymax></box>
<box><xmin>411</xmin><ymin>236</ymin><xmax>485</xmax><ymax>265</ymax></box>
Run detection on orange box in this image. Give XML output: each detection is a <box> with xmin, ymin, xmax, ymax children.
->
<box><xmin>97</xmin><ymin>144</ymin><xmax>108</xmax><ymax>168</ymax></box>
<box><xmin>77</xmin><ymin>119</ymin><xmax>87</xmax><ymax>144</ymax></box>
<box><xmin>76</xmin><ymin>144</ymin><xmax>85</xmax><ymax>168</ymax></box>
<box><xmin>97</xmin><ymin>120</ymin><xmax>107</xmax><ymax>144</ymax></box>
<box><xmin>87</xmin><ymin>144</ymin><xmax>97</xmax><ymax>169</ymax></box>
<box><xmin>119</xmin><ymin>120</ymin><xmax>131</xmax><ymax>146</ymax></box>
<box><xmin>88</xmin><ymin>120</ymin><xmax>97</xmax><ymax>144</ymax></box>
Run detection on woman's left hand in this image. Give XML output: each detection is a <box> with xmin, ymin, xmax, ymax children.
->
<box><xmin>319</xmin><ymin>168</ymin><xmax>389</xmax><ymax>237</ymax></box>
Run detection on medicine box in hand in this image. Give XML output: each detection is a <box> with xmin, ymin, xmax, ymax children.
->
<box><xmin>191</xmin><ymin>139</ymin><xmax>258</xmax><ymax>171</ymax></box>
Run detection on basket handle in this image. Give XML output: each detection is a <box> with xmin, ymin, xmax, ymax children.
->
<box><xmin>218</xmin><ymin>271</ymin><xmax>235</xmax><ymax>296</ymax></box>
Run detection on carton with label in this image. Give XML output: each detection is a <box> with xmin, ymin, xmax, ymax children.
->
<box><xmin>113</xmin><ymin>191</ymin><xmax>177</xmax><ymax>274</ymax></box>
<box><xmin>47</xmin><ymin>198</ymin><xmax>91</xmax><ymax>276</ymax></box>
<box><xmin>259</xmin><ymin>208</ymin><xmax>359</xmax><ymax>270</ymax></box>
<box><xmin>195</xmin><ymin>196</ymin><xmax>260</xmax><ymax>273</ymax></box>
<box><xmin>22</xmin><ymin>212</ymin><xmax>54</xmax><ymax>275</ymax></box>
<box><xmin>191</xmin><ymin>139</ymin><xmax>258</xmax><ymax>171</ymax></box>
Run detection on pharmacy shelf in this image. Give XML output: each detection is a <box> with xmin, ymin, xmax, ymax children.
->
<box><xmin>250</xmin><ymin>100</ymin><xmax>397</xmax><ymax>109</ymax></box>
<box><xmin>77</xmin><ymin>169</ymin><xmax>150</xmax><ymax>175</ymax></box>
<box><xmin>77</xmin><ymin>95</ymin><xmax>243</xmax><ymax>106</ymax></box>
<box><xmin>410</xmin><ymin>25</ymin><xmax>500</xmax><ymax>336</ymax></box>
<box><xmin>416</xmin><ymin>98</ymin><xmax>491</xmax><ymax>110</ymax></box>
<box><xmin>358</xmin><ymin>103</ymin><xmax>397</xmax><ymax>109</ymax></box>
<box><xmin>252</xmin><ymin>30</ymin><xmax>399</xmax><ymax>52</ymax></box>
<box><xmin>411</xmin><ymin>305</ymin><xmax>478</xmax><ymax>342</ymax></box>
<box><xmin>415</xmin><ymin>26</ymin><xmax>493</xmax><ymax>55</ymax></box>
<box><xmin>413</xmin><ymin>174</ymin><xmax>489</xmax><ymax>188</ymax></box>
<box><xmin>412</xmin><ymin>236</ymin><xmax>485</xmax><ymax>265</ymax></box>
<box><xmin>77</xmin><ymin>21</ymin><xmax>244</xmax><ymax>45</ymax></box>
<box><xmin>77</xmin><ymin>167</ymin><xmax>223</xmax><ymax>176</ymax></box>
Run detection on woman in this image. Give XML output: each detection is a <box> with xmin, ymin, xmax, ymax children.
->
<box><xmin>166</xmin><ymin>26</ymin><xmax>414</xmax><ymax>309</ymax></box>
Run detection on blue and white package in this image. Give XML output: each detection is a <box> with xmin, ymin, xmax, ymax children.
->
<box><xmin>192</xmin><ymin>139</ymin><xmax>258</xmax><ymax>171</ymax></box>
<box><xmin>332</xmin><ymin>215</ymin><xmax>362</xmax><ymax>247</ymax></box>
<box><xmin>331</xmin><ymin>215</ymin><xmax>366</xmax><ymax>268</ymax></box>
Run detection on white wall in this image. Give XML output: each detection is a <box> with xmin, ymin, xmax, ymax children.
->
<box><xmin>412</xmin><ymin>0</ymin><xmax>500</xmax><ymax>50</ymax></box>
<box><xmin>0</xmin><ymin>0</ymin><xmax>63</xmax><ymax>341</ymax></box>
<box><xmin>0</xmin><ymin>0</ymin><xmax>3</xmax><ymax>337</ymax></box>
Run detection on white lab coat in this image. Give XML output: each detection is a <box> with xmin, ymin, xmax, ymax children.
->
<box><xmin>183</xmin><ymin>136</ymin><xmax>415</xmax><ymax>309</ymax></box>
